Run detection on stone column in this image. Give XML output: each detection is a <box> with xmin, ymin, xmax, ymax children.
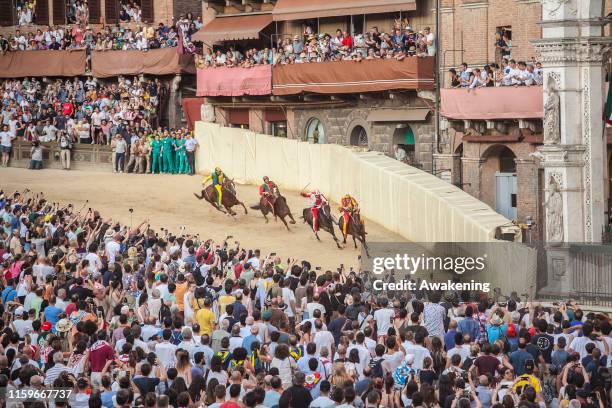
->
<box><xmin>460</xmin><ymin>157</ymin><xmax>485</xmax><ymax>199</ymax></box>
<box><xmin>433</xmin><ymin>153</ymin><xmax>462</xmax><ymax>186</ymax></box>
<box><xmin>515</xmin><ymin>158</ymin><xmax>539</xmax><ymax>225</ymax></box>
<box><xmin>533</xmin><ymin>0</ymin><xmax>611</xmax><ymax>244</ymax></box>
<box><xmin>168</xmin><ymin>74</ymin><xmax>182</xmax><ymax>129</ymax></box>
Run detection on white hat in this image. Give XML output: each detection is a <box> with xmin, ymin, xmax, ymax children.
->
<box><xmin>405</xmin><ymin>354</ymin><xmax>415</xmax><ymax>364</ymax></box>
<box><xmin>120</xmin><ymin>305</ymin><xmax>130</xmax><ymax>314</ymax></box>
<box><xmin>14</xmin><ymin>306</ymin><xmax>25</xmax><ymax>316</ymax></box>
<box><xmin>56</xmin><ymin>318</ymin><xmax>74</xmax><ymax>333</ymax></box>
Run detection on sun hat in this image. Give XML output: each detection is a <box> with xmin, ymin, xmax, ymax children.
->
<box><xmin>56</xmin><ymin>318</ymin><xmax>73</xmax><ymax>333</ymax></box>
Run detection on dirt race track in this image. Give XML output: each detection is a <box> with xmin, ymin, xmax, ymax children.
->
<box><xmin>2</xmin><ymin>168</ymin><xmax>405</xmax><ymax>270</ymax></box>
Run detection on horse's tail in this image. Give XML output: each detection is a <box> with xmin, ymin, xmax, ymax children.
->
<box><xmin>250</xmin><ymin>204</ymin><xmax>262</xmax><ymax>210</ymax></box>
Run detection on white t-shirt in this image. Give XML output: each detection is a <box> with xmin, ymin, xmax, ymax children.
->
<box><xmin>1</xmin><ymin>131</ymin><xmax>13</xmax><ymax>147</ymax></box>
<box><xmin>569</xmin><ymin>336</ymin><xmax>606</xmax><ymax>359</ymax></box>
<box><xmin>85</xmin><ymin>252</ymin><xmax>103</xmax><ymax>273</ymax></box>
<box><xmin>281</xmin><ymin>287</ymin><xmax>296</xmax><ymax>317</ymax></box>
<box><xmin>374</xmin><ymin>307</ymin><xmax>395</xmax><ymax>336</ymax></box>
<box><xmin>314</xmin><ymin>330</ymin><xmax>335</xmax><ymax>355</ymax></box>
<box><xmin>105</xmin><ymin>240</ymin><xmax>121</xmax><ymax>264</ymax></box>
<box><xmin>447</xmin><ymin>345</ymin><xmax>471</xmax><ymax>363</ymax></box>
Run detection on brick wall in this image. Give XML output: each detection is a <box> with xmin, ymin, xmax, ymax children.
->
<box><xmin>441</xmin><ymin>0</ymin><xmax>544</xmax><ymax>69</ymax></box>
<box><xmin>288</xmin><ymin>93</ymin><xmax>435</xmax><ymax>171</ymax></box>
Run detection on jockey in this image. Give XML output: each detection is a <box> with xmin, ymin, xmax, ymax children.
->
<box><xmin>300</xmin><ymin>189</ymin><xmax>327</xmax><ymax>232</ymax></box>
<box><xmin>339</xmin><ymin>194</ymin><xmax>359</xmax><ymax>236</ymax></box>
<box><xmin>202</xmin><ymin>167</ymin><xmax>225</xmax><ymax>207</ymax></box>
<box><xmin>259</xmin><ymin>176</ymin><xmax>277</xmax><ymax>213</ymax></box>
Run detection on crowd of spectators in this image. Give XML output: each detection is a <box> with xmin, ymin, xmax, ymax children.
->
<box><xmin>0</xmin><ymin>12</ymin><xmax>202</xmax><ymax>54</ymax></box>
<box><xmin>120</xmin><ymin>0</ymin><xmax>143</xmax><ymax>24</ymax></box>
<box><xmin>0</xmin><ymin>22</ymin><xmax>189</xmax><ymax>53</ymax></box>
<box><xmin>0</xmin><ymin>188</ymin><xmax>610</xmax><ymax>408</ymax></box>
<box><xmin>448</xmin><ymin>58</ymin><xmax>543</xmax><ymax>89</ymax></box>
<box><xmin>0</xmin><ymin>75</ymin><xmax>162</xmax><ymax>148</ymax></box>
<box><xmin>195</xmin><ymin>19</ymin><xmax>436</xmax><ymax>69</ymax></box>
<box><xmin>16</xmin><ymin>0</ymin><xmax>37</xmax><ymax>26</ymax></box>
<box><xmin>67</xmin><ymin>0</ymin><xmax>89</xmax><ymax>27</ymax></box>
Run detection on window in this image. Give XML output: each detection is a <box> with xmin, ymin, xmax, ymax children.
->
<box><xmin>349</xmin><ymin>125</ymin><xmax>368</xmax><ymax>147</ymax></box>
<box><xmin>271</xmin><ymin>122</ymin><xmax>287</xmax><ymax>137</ymax></box>
<box><xmin>499</xmin><ymin>147</ymin><xmax>516</xmax><ymax>173</ymax></box>
<box><xmin>305</xmin><ymin>118</ymin><xmax>325</xmax><ymax>144</ymax></box>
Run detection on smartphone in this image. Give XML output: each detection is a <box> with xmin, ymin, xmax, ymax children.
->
<box><xmin>315</xmin><ymin>266</ymin><xmax>321</xmax><ymax>271</ymax></box>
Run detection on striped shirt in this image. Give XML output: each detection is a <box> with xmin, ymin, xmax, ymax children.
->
<box><xmin>44</xmin><ymin>363</ymin><xmax>73</xmax><ymax>386</ymax></box>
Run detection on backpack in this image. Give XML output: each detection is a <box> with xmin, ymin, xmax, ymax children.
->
<box><xmin>369</xmin><ymin>357</ymin><xmax>384</xmax><ymax>378</ymax></box>
<box><xmin>392</xmin><ymin>363</ymin><xmax>414</xmax><ymax>388</ymax></box>
<box><xmin>541</xmin><ymin>378</ymin><xmax>555</xmax><ymax>404</ymax></box>
<box><xmin>159</xmin><ymin>303</ymin><xmax>171</xmax><ymax>321</ymax></box>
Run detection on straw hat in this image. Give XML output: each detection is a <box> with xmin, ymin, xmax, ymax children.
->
<box><xmin>56</xmin><ymin>318</ymin><xmax>74</xmax><ymax>333</ymax></box>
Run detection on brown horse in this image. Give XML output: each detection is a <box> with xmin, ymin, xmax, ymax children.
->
<box><xmin>302</xmin><ymin>203</ymin><xmax>341</xmax><ymax>248</ymax></box>
<box><xmin>194</xmin><ymin>178</ymin><xmax>248</xmax><ymax>216</ymax></box>
<box><xmin>338</xmin><ymin>210</ymin><xmax>369</xmax><ymax>257</ymax></box>
<box><xmin>250</xmin><ymin>186</ymin><xmax>297</xmax><ymax>230</ymax></box>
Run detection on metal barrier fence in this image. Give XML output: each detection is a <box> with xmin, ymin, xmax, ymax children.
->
<box><xmin>534</xmin><ymin>243</ymin><xmax>612</xmax><ymax>307</ymax></box>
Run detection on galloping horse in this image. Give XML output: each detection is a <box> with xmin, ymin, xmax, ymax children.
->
<box><xmin>250</xmin><ymin>186</ymin><xmax>297</xmax><ymax>230</ymax></box>
<box><xmin>194</xmin><ymin>178</ymin><xmax>248</xmax><ymax>216</ymax></box>
<box><xmin>338</xmin><ymin>210</ymin><xmax>369</xmax><ymax>257</ymax></box>
<box><xmin>302</xmin><ymin>202</ymin><xmax>341</xmax><ymax>248</ymax></box>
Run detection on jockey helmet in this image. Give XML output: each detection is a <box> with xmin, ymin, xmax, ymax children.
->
<box><xmin>215</xmin><ymin>167</ymin><xmax>221</xmax><ymax>173</ymax></box>
<box><xmin>263</xmin><ymin>176</ymin><xmax>269</xmax><ymax>182</ymax></box>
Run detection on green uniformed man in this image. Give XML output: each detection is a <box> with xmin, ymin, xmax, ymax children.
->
<box><xmin>172</xmin><ymin>132</ymin><xmax>181</xmax><ymax>174</ymax></box>
<box><xmin>150</xmin><ymin>134</ymin><xmax>162</xmax><ymax>174</ymax></box>
<box><xmin>161</xmin><ymin>131</ymin><xmax>175</xmax><ymax>174</ymax></box>
<box><xmin>177</xmin><ymin>134</ymin><xmax>189</xmax><ymax>174</ymax></box>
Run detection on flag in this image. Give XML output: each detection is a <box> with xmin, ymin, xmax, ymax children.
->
<box><xmin>605</xmin><ymin>80</ymin><xmax>612</xmax><ymax>125</ymax></box>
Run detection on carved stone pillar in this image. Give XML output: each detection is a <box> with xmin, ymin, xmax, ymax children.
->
<box><xmin>533</xmin><ymin>0</ymin><xmax>611</xmax><ymax>244</ymax></box>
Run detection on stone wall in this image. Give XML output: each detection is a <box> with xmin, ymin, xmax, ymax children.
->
<box><xmin>289</xmin><ymin>93</ymin><xmax>436</xmax><ymax>171</ymax></box>
<box><xmin>8</xmin><ymin>141</ymin><xmax>112</xmax><ymax>171</ymax></box>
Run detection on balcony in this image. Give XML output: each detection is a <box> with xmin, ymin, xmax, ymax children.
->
<box><xmin>0</xmin><ymin>48</ymin><xmax>194</xmax><ymax>78</ymax></box>
<box><xmin>196</xmin><ymin>57</ymin><xmax>434</xmax><ymax>98</ymax></box>
<box><xmin>440</xmin><ymin>86</ymin><xmax>543</xmax><ymax>121</ymax></box>
<box><xmin>272</xmin><ymin>57</ymin><xmax>435</xmax><ymax>95</ymax></box>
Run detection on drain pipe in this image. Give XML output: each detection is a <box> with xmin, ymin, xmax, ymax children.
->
<box><xmin>435</xmin><ymin>0</ymin><xmax>442</xmax><ymax>155</ymax></box>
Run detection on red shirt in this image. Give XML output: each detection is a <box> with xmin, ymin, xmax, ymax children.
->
<box><xmin>342</xmin><ymin>35</ymin><xmax>353</xmax><ymax>49</ymax></box>
<box><xmin>62</xmin><ymin>102</ymin><xmax>74</xmax><ymax>117</ymax></box>
<box><xmin>65</xmin><ymin>302</ymin><xmax>77</xmax><ymax>316</ymax></box>
<box><xmin>89</xmin><ymin>341</ymin><xmax>115</xmax><ymax>372</ymax></box>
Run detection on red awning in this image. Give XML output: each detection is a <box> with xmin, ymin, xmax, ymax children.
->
<box><xmin>192</xmin><ymin>14</ymin><xmax>273</xmax><ymax>44</ymax></box>
<box><xmin>272</xmin><ymin>0</ymin><xmax>417</xmax><ymax>21</ymax></box>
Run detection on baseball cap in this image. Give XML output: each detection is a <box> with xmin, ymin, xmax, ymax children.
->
<box><xmin>42</xmin><ymin>321</ymin><xmax>52</xmax><ymax>331</ymax></box>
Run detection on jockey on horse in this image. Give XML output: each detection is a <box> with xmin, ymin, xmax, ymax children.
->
<box><xmin>202</xmin><ymin>167</ymin><xmax>226</xmax><ymax>208</ymax></box>
<box><xmin>259</xmin><ymin>176</ymin><xmax>278</xmax><ymax>216</ymax></box>
<box><xmin>300</xmin><ymin>189</ymin><xmax>328</xmax><ymax>232</ymax></box>
<box><xmin>339</xmin><ymin>194</ymin><xmax>361</xmax><ymax>237</ymax></box>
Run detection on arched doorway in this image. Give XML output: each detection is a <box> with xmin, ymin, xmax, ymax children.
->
<box><xmin>482</xmin><ymin>145</ymin><xmax>517</xmax><ymax>220</ymax></box>
<box><xmin>305</xmin><ymin>118</ymin><xmax>325</xmax><ymax>144</ymax></box>
<box><xmin>349</xmin><ymin>125</ymin><xmax>368</xmax><ymax>146</ymax></box>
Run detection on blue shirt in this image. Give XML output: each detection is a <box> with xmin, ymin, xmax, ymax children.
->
<box><xmin>242</xmin><ymin>334</ymin><xmax>258</xmax><ymax>356</ymax></box>
<box><xmin>486</xmin><ymin>324</ymin><xmax>508</xmax><ymax>344</ymax></box>
<box><xmin>444</xmin><ymin>330</ymin><xmax>457</xmax><ymax>351</ymax></box>
<box><xmin>509</xmin><ymin>349</ymin><xmax>532</xmax><ymax>376</ymax></box>
<box><xmin>457</xmin><ymin>317</ymin><xmax>480</xmax><ymax>342</ymax></box>
<box><xmin>101</xmin><ymin>390</ymin><xmax>116</xmax><ymax>408</ymax></box>
<box><xmin>44</xmin><ymin>305</ymin><xmax>63</xmax><ymax>331</ymax></box>
<box><xmin>1</xmin><ymin>286</ymin><xmax>17</xmax><ymax>304</ymax></box>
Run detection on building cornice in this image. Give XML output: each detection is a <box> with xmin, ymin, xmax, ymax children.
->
<box><xmin>533</xmin><ymin>38</ymin><xmax>612</xmax><ymax>64</ymax></box>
